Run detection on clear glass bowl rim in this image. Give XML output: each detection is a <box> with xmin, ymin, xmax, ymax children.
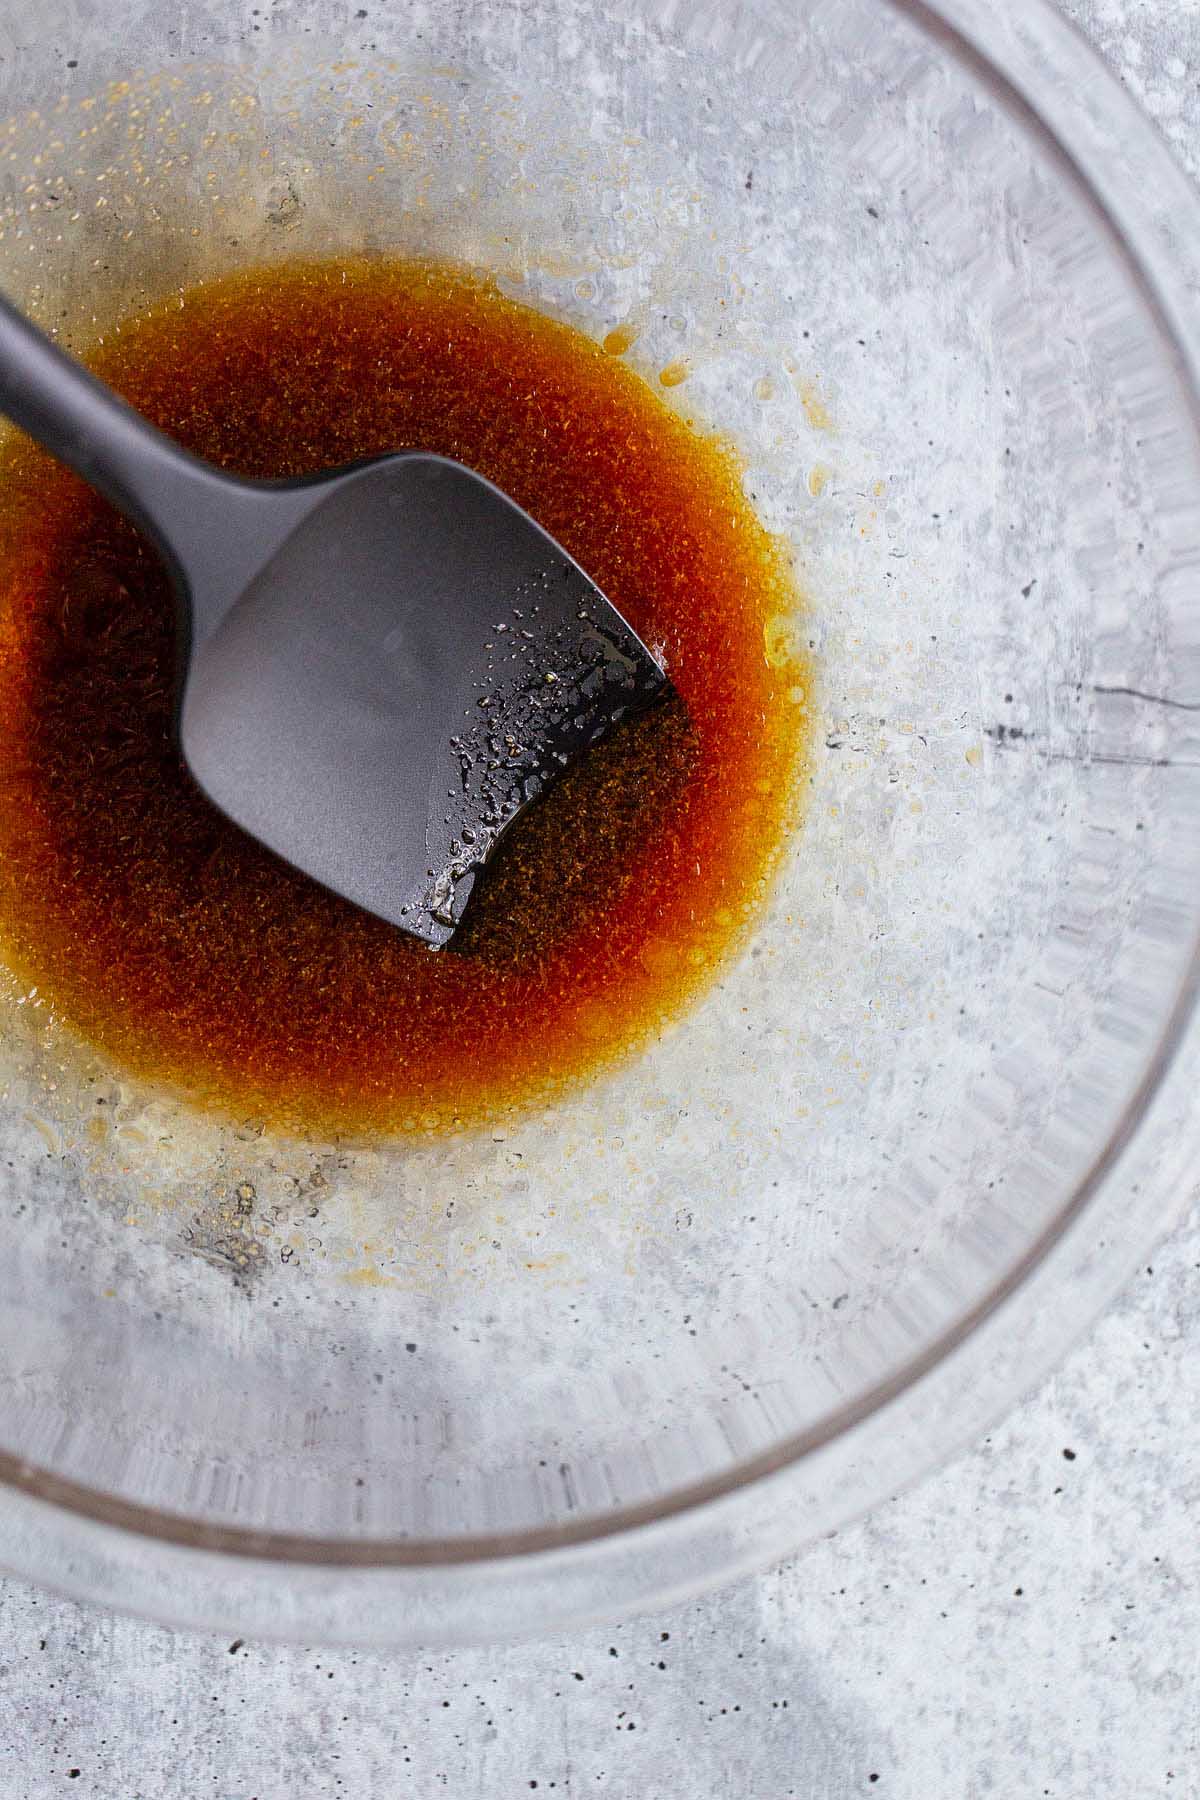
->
<box><xmin>2</xmin><ymin>0</ymin><xmax>1198</xmax><ymax>1644</ymax></box>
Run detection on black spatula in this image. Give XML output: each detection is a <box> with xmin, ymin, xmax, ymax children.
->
<box><xmin>0</xmin><ymin>293</ymin><xmax>670</xmax><ymax>945</ymax></box>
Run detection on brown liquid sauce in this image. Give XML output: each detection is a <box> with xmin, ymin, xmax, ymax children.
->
<box><xmin>0</xmin><ymin>260</ymin><xmax>811</xmax><ymax>1137</ymax></box>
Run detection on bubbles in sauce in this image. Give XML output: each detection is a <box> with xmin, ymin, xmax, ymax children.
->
<box><xmin>0</xmin><ymin>258</ymin><xmax>812</xmax><ymax>1137</ymax></box>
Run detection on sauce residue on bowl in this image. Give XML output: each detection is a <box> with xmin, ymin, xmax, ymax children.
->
<box><xmin>0</xmin><ymin>258</ymin><xmax>812</xmax><ymax>1136</ymax></box>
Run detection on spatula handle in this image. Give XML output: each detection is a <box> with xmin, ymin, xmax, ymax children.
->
<box><xmin>0</xmin><ymin>291</ymin><xmax>222</xmax><ymax>553</ymax></box>
<box><xmin>0</xmin><ymin>291</ymin><xmax>316</xmax><ymax>641</ymax></box>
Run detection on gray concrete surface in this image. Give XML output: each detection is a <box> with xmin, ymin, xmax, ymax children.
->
<box><xmin>0</xmin><ymin>1201</ymin><xmax>1196</xmax><ymax>1796</ymax></box>
<box><xmin>2</xmin><ymin>2</ymin><xmax>1199</xmax><ymax>1794</ymax></box>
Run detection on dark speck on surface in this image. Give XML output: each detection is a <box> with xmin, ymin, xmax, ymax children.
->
<box><xmin>987</xmin><ymin>722</ymin><xmax>1031</xmax><ymax>744</ymax></box>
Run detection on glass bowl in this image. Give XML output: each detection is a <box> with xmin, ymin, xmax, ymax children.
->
<box><xmin>0</xmin><ymin>0</ymin><xmax>1197</xmax><ymax>1645</ymax></box>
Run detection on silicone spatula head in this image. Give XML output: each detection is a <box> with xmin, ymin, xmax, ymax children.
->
<box><xmin>180</xmin><ymin>454</ymin><xmax>669</xmax><ymax>945</ymax></box>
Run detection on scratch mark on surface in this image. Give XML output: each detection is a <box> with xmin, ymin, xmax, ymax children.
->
<box><xmin>1092</xmin><ymin>685</ymin><xmax>1200</xmax><ymax>712</ymax></box>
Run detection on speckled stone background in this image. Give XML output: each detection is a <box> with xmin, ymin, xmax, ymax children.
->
<box><xmin>1</xmin><ymin>2</ymin><xmax>1199</xmax><ymax>1794</ymax></box>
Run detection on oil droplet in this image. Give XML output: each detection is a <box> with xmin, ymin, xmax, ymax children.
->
<box><xmin>639</xmin><ymin>940</ymin><xmax>680</xmax><ymax>978</ymax></box>
<box><xmin>764</xmin><ymin>614</ymin><xmax>802</xmax><ymax>671</ymax></box>
<box><xmin>808</xmin><ymin>463</ymin><xmax>831</xmax><ymax>497</ymax></box>
<box><xmin>603</xmin><ymin>322</ymin><xmax>640</xmax><ymax>356</ymax></box>
<box><xmin>796</xmin><ymin>380</ymin><xmax>832</xmax><ymax>431</ymax></box>
<box><xmin>753</xmin><ymin>375</ymin><xmax>774</xmax><ymax>402</ymax></box>
<box><xmin>659</xmin><ymin>359</ymin><xmax>689</xmax><ymax>388</ymax></box>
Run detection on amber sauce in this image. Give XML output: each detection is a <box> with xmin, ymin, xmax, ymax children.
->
<box><xmin>0</xmin><ymin>260</ymin><xmax>811</xmax><ymax>1136</ymax></box>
